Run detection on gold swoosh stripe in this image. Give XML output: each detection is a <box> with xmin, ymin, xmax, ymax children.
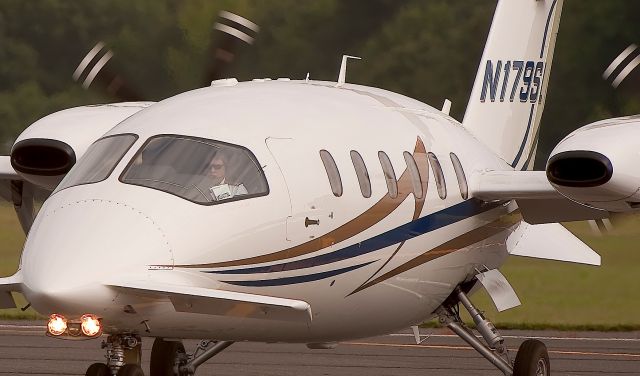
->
<box><xmin>356</xmin><ymin>139</ymin><xmax>430</xmax><ymax>289</ymax></box>
<box><xmin>349</xmin><ymin>210</ymin><xmax>522</xmax><ymax>295</ymax></box>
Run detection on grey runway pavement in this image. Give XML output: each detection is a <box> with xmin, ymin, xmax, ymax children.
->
<box><xmin>0</xmin><ymin>321</ymin><xmax>638</xmax><ymax>376</ymax></box>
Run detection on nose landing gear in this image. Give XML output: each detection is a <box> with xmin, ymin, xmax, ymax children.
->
<box><xmin>85</xmin><ymin>335</ymin><xmax>234</xmax><ymax>376</ymax></box>
<box><xmin>116</xmin><ymin>364</ymin><xmax>145</xmax><ymax>376</ymax></box>
<box><xmin>85</xmin><ymin>363</ymin><xmax>110</xmax><ymax>376</ymax></box>
<box><xmin>85</xmin><ymin>334</ymin><xmax>143</xmax><ymax>376</ymax></box>
<box><xmin>436</xmin><ymin>286</ymin><xmax>550</xmax><ymax>376</ymax></box>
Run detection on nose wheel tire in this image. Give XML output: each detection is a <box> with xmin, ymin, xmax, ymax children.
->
<box><xmin>85</xmin><ymin>363</ymin><xmax>110</xmax><ymax>376</ymax></box>
<box><xmin>117</xmin><ymin>364</ymin><xmax>145</xmax><ymax>376</ymax></box>
<box><xmin>151</xmin><ymin>338</ymin><xmax>186</xmax><ymax>376</ymax></box>
<box><xmin>513</xmin><ymin>339</ymin><xmax>550</xmax><ymax>376</ymax></box>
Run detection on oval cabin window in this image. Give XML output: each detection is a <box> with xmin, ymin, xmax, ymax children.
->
<box><xmin>428</xmin><ymin>152</ymin><xmax>447</xmax><ymax>199</ymax></box>
<box><xmin>378</xmin><ymin>151</ymin><xmax>398</xmax><ymax>198</ymax></box>
<box><xmin>403</xmin><ymin>151</ymin><xmax>423</xmax><ymax>199</ymax></box>
<box><xmin>450</xmin><ymin>152</ymin><xmax>468</xmax><ymax>199</ymax></box>
<box><xmin>320</xmin><ymin>150</ymin><xmax>343</xmax><ymax>197</ymax></box>
<box><xmin>350</xmin><ymin>150</ymin><xmax>372</xmax><ymax>198</ymax></box>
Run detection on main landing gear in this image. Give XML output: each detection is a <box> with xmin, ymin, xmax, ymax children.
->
<box><xmin>436</xmin><ymin>287</ymin><xmax>550</xmax><ymax>376</ymax></box>
<box><xmin>85</xmin><ymin>334</ymin><xmax>234</xmax><ymax>375</ymax></box>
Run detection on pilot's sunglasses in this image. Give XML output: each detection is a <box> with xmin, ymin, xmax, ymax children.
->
<box><xmin>211</xmin><ymin>164</ymin><xmax>225</xmax><ymax>170</ymax></box>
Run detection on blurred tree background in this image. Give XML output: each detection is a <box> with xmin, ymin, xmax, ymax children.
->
<box><xmin>2</xmin><ymin>0</ymin><xmax>640</xmax><ymax>166</ymax></box>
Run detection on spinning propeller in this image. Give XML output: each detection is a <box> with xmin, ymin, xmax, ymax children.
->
<box><xmin>73</xmin><ymin>10</ymin><xmax>259</xmax><ymax>102</ymax></box>
<box><xmin>603</xmin><ymin>44</ymin><xmax>640</xmax><ymax>89</ymax></box>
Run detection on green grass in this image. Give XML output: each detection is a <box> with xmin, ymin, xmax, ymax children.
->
<box><xmin>0</xmin><ymin>203</ymin><xmax>24</xmax><ymax>276</ymax></box>
<box><xmin>0</xmin><ymin>203</ymin><xmax>42</xmax><ymax>318</ymax></box>
<box><xmin>1</xmin><ymin>204</ymin><xmax>640</xmax><ymax>328</ymax></box>
<box><xmin>458</xmin><ymin>216</ymin><xmax>640</xmax><ymax>330</ymax></box>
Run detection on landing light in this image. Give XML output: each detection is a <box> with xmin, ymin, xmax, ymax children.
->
<box><xmin>47</xmin><ymin>314</ymin><xmax>67</xmax><ymax>336</ymax></box>
<box><xmin>80</xmin><ymin>314</ymin><xmax>102</xmax><ymax>337</ymax></box>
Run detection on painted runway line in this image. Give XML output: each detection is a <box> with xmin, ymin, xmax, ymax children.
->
<box><xmin>389</xmin><ymin>332</ymin><xmax>640</xmax><ymax>342</ymax></box>
<box><xmin>345</xmin><ymin>341</ymin><xmax>640</xmax><ymax>359</ymax></box>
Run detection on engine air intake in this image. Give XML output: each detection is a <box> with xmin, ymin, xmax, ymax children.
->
<box><xmin>11</xmin><ymin>138</ymin><xmax>76</xmax><ymax>176</ymax></box>
<box><xmin>546</xmin><ymin>151</ymin><xmax>613</xmax><ymax>188</ymax></box>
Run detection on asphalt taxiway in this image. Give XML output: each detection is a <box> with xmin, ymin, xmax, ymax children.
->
<box><xmin>0</xmin><ymin>321</ymin><xmax>638</xmax><ymax>375</ymax></box>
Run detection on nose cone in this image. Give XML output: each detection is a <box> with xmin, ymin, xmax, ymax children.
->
<box><xmin>21</xmin><ymin>199</ymin><xmax>173</xmax><ymax>315</ymax></box>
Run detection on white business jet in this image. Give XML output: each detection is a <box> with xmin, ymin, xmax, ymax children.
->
<box><xmin>0</xmin><ymin>1</ymin><xmax>634</xmax><ymax>375</ymax></box>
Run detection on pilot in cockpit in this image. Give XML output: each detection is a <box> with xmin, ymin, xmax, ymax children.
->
<box><xmin>205</xmin><ymin>152</ymin><xmax>248</xmax><ymax>201</ymax></box>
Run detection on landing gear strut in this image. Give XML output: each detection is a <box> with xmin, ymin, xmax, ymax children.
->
<box><xmin>176</xmin><ymin>340</ymin><xmax>234</xmax><ymax>375</ymax></box>
<box><xmin>436</xmin><ymin>287</ymin><xmax>550</xmax><ymax>376</ymax></box>
<box><xmin>150</xmin><ymin>338</ymin><xmax>234</xmax><ymax>375</ymax></box>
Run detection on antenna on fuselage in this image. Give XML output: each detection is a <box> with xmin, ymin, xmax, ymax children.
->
<box><xmin>442</xmin><ymin>99</ymin><xmax>452</xmax><ymax>116</ymax></box>
<box><xmin>336</xmin><ymin>55</ymin><xmax>361</xmax><ymax>87</ymax></box>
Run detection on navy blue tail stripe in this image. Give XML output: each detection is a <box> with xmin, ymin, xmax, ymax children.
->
<box><xmin>221</xmin><ymin>261</ymin><xmax>376</xmax><ymax>287</ymax></box>
<box><xmin>208</xmin><ymin>198</ymin><xmax>503</xmax><ymax>275</ymax></box>
<box><xmin>540</xmin><ymin>0</ymin><xmax>559</xmax><ymax>59</ymax></box>
<box><xmin>511</xmin><ymin>104</ymin><xmax>535</xmax><ymax>167</ymax></box>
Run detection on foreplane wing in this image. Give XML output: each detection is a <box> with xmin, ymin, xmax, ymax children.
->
<box><xmin>1</xmin><ymin>155</ymin><xmax>53</xmax><ymax>233</ymax></box>
<box><xmin>470</xmin><ymin>170</ymin><xmax>609</xmax><ymax>224</ymax></box>
<box><xmin>0</xmin><ymin>271</ymin><xmax>22</xmax><ymax>309</ymax></box>
<box><xmin>0</xmin><ymin>156</ymin><xmax>20</xmax><ymax>179</ymax></box>
<box><xmin>0</xmin><ymin>156</ymin><xmax>20</xmax><ymax>201</ymax></box>
<box><xmin>108</xmin><ymin>280</ymin><xmax>312</xmax><ymax>323</ymax></box>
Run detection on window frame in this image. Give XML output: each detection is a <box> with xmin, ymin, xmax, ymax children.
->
<box><xmin>119</xmin><ymin>134</ymin><xmax>269</xmax><ymax>205</ymax></box>
<box><xmin>350</xmin><ymin>150</ymin><xmax>372</xmax><ymax>198</ymax></box>
<box><xmin>378</xmin><ymin>151</ymin><xmax>398</xmax><ymax>198</ymax></box>
<box><xmin>53</xmin><ymin>133</ymin><xmax>139</xmax><ymax>194</ymax></box>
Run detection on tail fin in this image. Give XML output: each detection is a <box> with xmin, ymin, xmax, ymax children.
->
<box><xmin>463</xmin><ymin>0</ymin><xmax>564</xmax><ymax>170</ymax></box>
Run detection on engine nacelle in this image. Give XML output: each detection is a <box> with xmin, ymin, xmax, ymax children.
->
<box><xmin>10</xmin><ymin>102</ymin><xmax>151</xmax><ymax>190</ymax></box>
<box><xmin>546</xmin><ymin>115</ymin><xmax>640</xmax><ymax>212</ymax></box>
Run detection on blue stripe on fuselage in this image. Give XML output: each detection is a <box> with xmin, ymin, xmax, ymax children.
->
<box><xmin>207</xmin><ymin>198</ymin><xmax>504</xmax><ymax>275</ymax></box>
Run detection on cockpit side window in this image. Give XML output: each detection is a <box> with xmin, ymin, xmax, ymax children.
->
<box><xmin>120</xmin><ymin>135</ymin><xmax>268</xmax><ymax>205</ymax></box>
<box><xmin>54</xmin><ymin>134</ymin><xmax>138</xmax><ymax>194</ymax></box>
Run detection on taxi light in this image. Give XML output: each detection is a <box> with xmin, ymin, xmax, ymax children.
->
<box><xmin>80</xmin><ymin>314</ymin><xmax>102</xmax><ymax>337</ymax></box>
<box><xmin>47</xmin><ymin>314</ymin><xmax>67</xmax><ymax>336</ymax></box>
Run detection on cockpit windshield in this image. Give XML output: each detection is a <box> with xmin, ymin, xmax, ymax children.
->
<box><xmin>54</xmin><ymin>134</ymin><xmax>138</xmax><ymax>194</ymax></box>
<box><xmin>120</xmin><ymin>135</ymin><xmax>269</xmax><ymax>204</ymax></box>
